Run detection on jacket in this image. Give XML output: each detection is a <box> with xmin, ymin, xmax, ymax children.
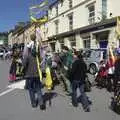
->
<box><xmin>23</xmin><ymin>50</ymin><xmax>39</xmax><ymax>78</ymax></box>
<box><xmin>70</xmin><ymin>58</ymin><xmax>87</xmax><ymax>84</ymax></box>
<box><xmin>114</xmin><ymin>59</ymin><xmax>120</xmax><ymax>77</ymax></box>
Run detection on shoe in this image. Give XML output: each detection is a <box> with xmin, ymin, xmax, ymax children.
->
<box><xmin>72</xmin><ymin>102</ymin><xmax>78</xmax><ymax>107</ymax></box>
<box><xmin>88</xmin><ymin>100</ymin><xmax>92</xmax><ymax>105</ymax></box>
<box><xmin>40</xmin><ymin>104</ymin><xmax>46</xmax><ymax>110</ymax></box>
<box><xmin>84</xmin><ymin>106</ymin><xmax>90</xmax><ymax>112</ymax></box>
<box><xmin>84</xmin><ymin>108</ymin><xmax>90</xmax><ymax>112</ymax></box>
<box><xmin>66</xmin><ymin>93</ymin><xmax>72</xmax><ymax>96</ymax></box>
<box><xmin>31</xmin><ymin>103</ymin><xmax>37</xmax><ymax>108</ymax></box>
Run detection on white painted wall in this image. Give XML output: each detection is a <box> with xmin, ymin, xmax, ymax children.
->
<box><xmin>48</xmin><ymin>0</ymin><xmax>100</xmax><ymax>38</ymax></box>
<box><xmin>107</xmin><ymin>0</ymin><xmax>120</xmax><ymax>18</ymax></box>
<box><xmin>0</xmin><ymin>40</ymin><xmax>4</xmax><ymax>45</ymax></box>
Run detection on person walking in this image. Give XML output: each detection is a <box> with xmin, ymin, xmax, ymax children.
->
<box><xmin>23</xmin><ymin>34</ymin><xmax>45</xmax><ymax>110</ymax></box>
<box><xmin>9</xmin><ymin>49</ymin><xmax>19</xmax><ymax>82</ymax></box>
<box><xmin>70</xmin><ymin>52</ymin><xmax>91</xmax><ymax>112</ymax></box>
<box><xmin>106</xmin><ymin>54</ymin><xmax>115</xmax><ymax>92</ymax></box>
<box><xmin>114</xmin><ymin>48</ymin><xmax>120</xmax><ymax>94</ymax></box>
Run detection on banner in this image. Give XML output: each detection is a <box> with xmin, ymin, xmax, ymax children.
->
<box><xmin>29</xmin><ymin>0</ymin><xmax>48</xmax><ymax>10</ymax></box>
<box><xmin>115</xmin><ymin>16</ymin><xmax>120</xmax><ymax>38</ymax></box>
<box><xmin>30</xmin><ymin>16</ymin><xmax>48</xmax><ymax>23</ymax></box>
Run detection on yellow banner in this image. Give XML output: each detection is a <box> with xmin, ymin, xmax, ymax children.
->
<box><xmin>30</xmin><ymin>16</ymin><xmax>48</xmax><ymax>23</ymax></box>
<box><xmin>116</xmin><ymin>16</ymin><xmax>120</xmax><ymax>37</ymax></box>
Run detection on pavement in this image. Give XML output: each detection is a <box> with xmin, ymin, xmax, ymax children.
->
<box><xmin>0</xmin><ymin>60</ymin><xmax>120</xmax><ymax>120</ymax></box>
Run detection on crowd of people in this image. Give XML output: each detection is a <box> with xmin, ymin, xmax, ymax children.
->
<box><xmin>8</xmin><ymin>34</ymin><xmax>120</xmax><ymax>113</ymax></box>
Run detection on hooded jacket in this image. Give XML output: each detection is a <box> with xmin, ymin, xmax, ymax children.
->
<box><xmin>23</xmin><ymin>48</ymin><xmax>39</xmax><ymax>78</ymax></box>
<box><xmin>70</xmin><ymin>58</ymin><xmax>87</xmax><ymax>84</ymax></box>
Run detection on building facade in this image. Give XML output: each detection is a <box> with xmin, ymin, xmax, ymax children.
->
<box><xmin>8</xmin><ymin>24</ymin><xmax>36</xmax><ymax>48</ymax></box>
<box><xmin>46</xmin><ymin>0</ymin><xmax>120</xmax><ymax>52</ymax></box>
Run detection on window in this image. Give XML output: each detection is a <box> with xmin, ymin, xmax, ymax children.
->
<box><xmin>59</xmin><ymin>39</ymin><xmax>64</xmax><ymax>49</ymax></box>
<box><xmin>69</xmin><ymin>35</ymin><xmax>76</xmax><ymax>47</ymax></box>
<box><xmin>102</xmin><ymin>0</ymin><xmax>107</xmax><ymax>19</ymax></box>
<box><xmin>68</xmin><ymin>0</ymin><xmax>72</xmax><ymax>9</ymax></box>
<box><xmin>50</xmin><ymin>42</ymin><xmax>55</xmax><ymax>52</ymax></box>
<box><xmin>83</xmin><ymin>36</ymin><xmax>91</xmax><ymax>48</ymax></box>
<box><xmin>55</xmin><ymin>20</ymin><xmax>59</xmax><ymax>34</ymax></box>
<box><xmin>88</xmin><ymin>5</ymin><xmax>95</xmax><ymax>24</ymax></box>
<box><xmin>68</xmin><ymin>14</ymin><xmax>73</xmax><ymax>31</ymax></box>
<box><xmin>56</xmin><ymin>5</ymin><xmax>58</xmax><ymax>16</ymax></box>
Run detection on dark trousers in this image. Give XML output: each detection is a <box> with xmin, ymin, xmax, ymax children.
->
<box><xmin>72</xmin><ymin>81</ymin><xmax>90</xmax><ymax>109</ymax></box>
<box><xmin>114</xmin><ymin>76</ymin><xmax>120</xmax><ymax>95</ymax></box>
<box><xmin>28</xmin><ymin>77</ymin><xmax>43</xmax><ymax>106</ymax></box>
<box><xmin>107</xmin><ymin>74</ymin><xmax>114</xmax><ymax>91</ymax></box>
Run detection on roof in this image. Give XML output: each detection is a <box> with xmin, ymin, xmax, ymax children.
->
<box><xmin>12</xmin><ymin>23</ymin><xmax>32</xmax><ymax>36</ymax></box>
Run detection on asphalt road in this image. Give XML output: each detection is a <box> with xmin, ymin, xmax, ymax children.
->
<box><xmin>0</xmin><ymin>60</ymin><xmax>120</xmax><ymax>120</ymax></box>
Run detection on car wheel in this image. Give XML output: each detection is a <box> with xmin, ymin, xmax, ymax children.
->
<box><xmin>89</xmin><ymin>64</ymin><xmax>97</xmax><ymax>75</ymax></box>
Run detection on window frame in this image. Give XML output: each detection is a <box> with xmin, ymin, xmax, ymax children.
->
<box><xmin>68</xmin><ymin>14</ymin><xmax>73</xmax><ymax>31</ymax></box>
<box><xmin>54</xmin><ymin>20</ymin><xmax>59</xmax><ymax>34</ymax></box>
<box><xmin>88</xmin><ymin>5</ymin><xmax>95</xmax><ymax>24</ymax></box>
<box><xmin>68</xmin><ymin>0</ymin><xmax>73</xmax><ymax>9</ymax></box>
<box><xmin>69</xmin><ymin>35</ymin><xmax>76</xmax><ymax>47</ymax></box>
<box><xmin>83</xmin><ymin>36</ymin><xmax>91</xmax><ymax>48</ymax></box>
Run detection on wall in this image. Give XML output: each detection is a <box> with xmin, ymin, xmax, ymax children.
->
<box><xmin>107</xmin><ymin>0</ymin><xmax>120</xmax><ymax>19</ymax></box>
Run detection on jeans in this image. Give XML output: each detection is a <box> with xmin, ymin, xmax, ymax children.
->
<box><xmin>72</xmin><ymin>80</ymin><xmax>90</xmax><ymax>109</ymax></box>
<box><xmin>28</xmin><ymin>77</ymin><xmax>43</xmax><ymax>106</ymax></box>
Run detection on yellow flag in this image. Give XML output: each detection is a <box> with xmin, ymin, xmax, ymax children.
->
<box><xmin>116</xmin><ymin>16</ymin><xmax>120</xmax><ymax>37</ymax></box>
<box><xmin>30</xmin><ymin>16</ymin><xmax>48</xmax><ymax>23</ymax></box>
<box><xmin>30</xmin><ymin>16</ymin><xmax>37</xmax><ymax>22</ymax></box>
<box><xmin>45</xmin><ymin>67</ymin><xmax>53</xmax><ymax>90</ymax></box>
<box><xmin>36</xmin><ymin>56</ymin><xmax>43</xmax><ymax>82</ymax></box>
<box><xmin>109</xmin><ymin>46</ymin><xmax>116</xmax><ymax>63</ymax></box>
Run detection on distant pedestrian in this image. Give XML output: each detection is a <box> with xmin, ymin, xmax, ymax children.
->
<box><xmin>70</xmin><ymin>52</ymin><xmax>91</xmax><ymax>112</ymax></box>
<box><xmin>9</xmin><ymin>49</ymin><xmax>20</xmax><ymax>82</ymax></box>
<box><xmin>9</xmin><ymin>56</ymin><xmax>17</xmax><ymax>82</ymax></box>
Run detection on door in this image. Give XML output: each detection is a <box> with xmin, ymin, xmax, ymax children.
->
<box><xmin>99</xmin><ymin>40</ymin><xmax>108</xmax><ymax>48</ymax></box>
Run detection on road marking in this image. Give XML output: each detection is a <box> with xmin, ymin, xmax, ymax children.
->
<box><xmin>0</xmin><ymin>88</ymin><xmax>15</xmax><ymax>97</ymax></box>
<box><xmin>7</xmin><ymin>80</ymin><xmax>25</xmax><ymax>89</ymax></box>
<box><xmin>0</xmin><ymin>80</ymin><xmax>25</xmax><ymax>97</ymax></box>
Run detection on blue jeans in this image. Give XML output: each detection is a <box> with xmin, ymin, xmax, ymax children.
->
<box><xmin>28</xmin><ymin>77</ymin><xmax>43</xmax><ymax>106</ymax></box>
<box><xmin>72</xmin><ymin>81</ymin><xmax>90</xmax><ymax>108</ymax></box>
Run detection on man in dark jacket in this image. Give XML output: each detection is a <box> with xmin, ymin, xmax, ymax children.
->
<box><xmin>70</xmin><ymin>52</ymin><xmax>91</xmax><ymax>112</ymax></box>
<box><xmin>23</xmin><ymin>34</ymin><xmax>45</xmax><ymax>110</ymax></box>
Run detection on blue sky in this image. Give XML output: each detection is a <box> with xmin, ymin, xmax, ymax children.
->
<box><xmin>0</xmin><ymin>0</ymin><xmax>31</xmax><ymax>32</ymax></box>
<box><xmin>0</xmin><ymin>0</ymin><xmax>58</xmax><ymax>32</ymax></box>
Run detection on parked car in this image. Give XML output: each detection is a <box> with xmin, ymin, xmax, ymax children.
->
<box><xmin>0</xmin><ymin>48</ymin><xmax>12</xmax><ymax>59</ymax></box>
<box><xmin>81</xmin><ymin>49</ymin><xmax>108</xmax><ymax>75</ymax></box>
<box><xmin>0</xmin><ymin>49</ymin><xmax>4</xmax><ymax>58</ymax></box>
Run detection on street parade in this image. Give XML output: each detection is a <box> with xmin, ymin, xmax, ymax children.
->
<box><xmin>0</xmin><ymin>0</ymin><xmax>120</xmax><ymax>120</ymax></box>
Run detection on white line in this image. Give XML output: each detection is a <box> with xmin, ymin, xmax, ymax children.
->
<box><xmin>0</xmin><ymin>88</ymin><xmax>15</xmax><ymax>97</ymax></box>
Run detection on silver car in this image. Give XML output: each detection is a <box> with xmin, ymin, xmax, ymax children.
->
<box><xmin>82</xmin><ymin>49</ymin><xmax>107</xmax><ymax>75</ymax></box>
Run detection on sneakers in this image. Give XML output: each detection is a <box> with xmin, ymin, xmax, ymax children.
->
<box><xmin>83</xmin><ymin>106</ymin><xmax>90</xmax><ymax>112</ymax></box>
<box><xmin>31</xmin><ymin>103</ymin><xmax>37</xmax><ymax>108</ymax></box>
<box><xmin>40</xmin><ymin>104</ymin><xmax>46</xmax><ymax>110</ymax></box>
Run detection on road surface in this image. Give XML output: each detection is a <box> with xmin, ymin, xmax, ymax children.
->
<box><xmin>0</xmin><ymin>60</ymin><xmax>119</xmax><ymax>120</ymax></box>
